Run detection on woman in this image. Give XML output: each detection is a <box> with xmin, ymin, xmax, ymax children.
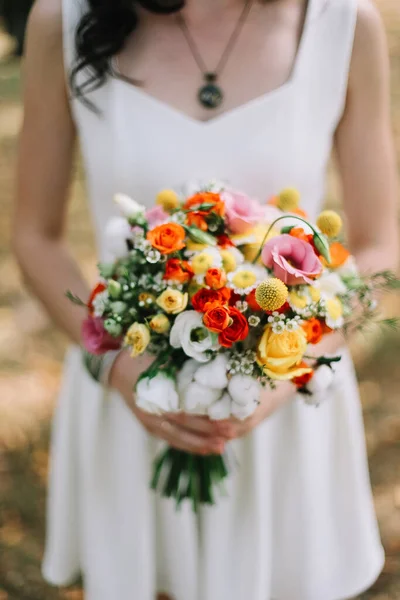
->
<box><xmin>13</xmin><ymin>0</ymin><xmax>399</xmax><ymax>598</ymax></box>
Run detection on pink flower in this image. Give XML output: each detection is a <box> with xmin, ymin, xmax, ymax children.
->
<box><xmin>145</xmin><ymin>205</ymin><xmax>169</xmax><ymax>228</ymax></box>
<box><xmin>261</xmin><ymin>234</ymin><xmax>322</xmax><ymax>285</ymax></box>
<box><xmin>81</xmin><ymin>317</ymin><xmax>122</xmax><ymax>355</ymax></box>
<box><xmin>222</xmin><ymin>189</ymin><xmax>265</xmax><ymax>234</ymax></box>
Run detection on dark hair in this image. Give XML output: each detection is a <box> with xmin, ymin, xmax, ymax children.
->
<box><xmin>71</xmin><ymin>0</ymin><xmax>185</xmax><ymax>101</ymax></box>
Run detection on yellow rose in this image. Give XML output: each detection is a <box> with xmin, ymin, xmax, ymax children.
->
<box><xmin>256</xmin><ymin>325</ymin><xmax>312</xmax><ymax>380</ymax></box>
<box><xmin>124</xmin><ymin>323</ymin><xmax>150</xmax><ymax>358</ymax></box>
<box><xmin>156</xmin><ymin>289</ymin><xmax>188</xmax><ymax>314</ymax></box>
<box><xmin>149</xmin><ymin>313</ymin><xmax>171</xmax><ymax>334</ymax></box>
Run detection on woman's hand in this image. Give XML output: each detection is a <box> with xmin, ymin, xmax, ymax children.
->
<box><xmin>109</xmin><ymin>351</ymin><xmax>228</xmax><ymax>455</ymax></box>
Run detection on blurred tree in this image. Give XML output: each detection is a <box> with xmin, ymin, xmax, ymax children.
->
<box><xmin>1</xmin><ymin>0</ymin><xmax>34</xmax><ymax>56</ymax></box>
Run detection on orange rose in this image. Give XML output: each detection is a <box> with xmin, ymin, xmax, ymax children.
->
<box><xmin>289</xmin><ymin>227</ymin><xmax>312</xmax><ymax>244</ymax></box>
<box><xmin>321</xmin><ymin>242</ymin><xmax>351</xmax><ymax>269</ymax></box>
<box><xmin>218</xmin><ymin>287</ymin><xmax>232</xmax><ymax>304</ymax></box>
<box><xmin>147</xmin><ymin>223</ymin><xmax>186</xmax><ymax>255</ymax></box>
<box><xmin>184</xmin><ymin>192</ymin><xmax>225</xmax><ymax>216</ymax></box>
<box><xmin>191</xmin><ymin>288</ymin><xmax>223</xmax><ymax>313</ymax></box>
<box><xmin>203</xmin><ymin>306</ymin><xmax>231</xmax><ymax>333</ymax></box>
<box><xmin>205</xmin><ymin>268</ymin><xmax>227</xmax><ymax>290</ymax></box>
<box><xmin>186</xmin><ymin>212</ymin><xmax>208</xmax><ymax>231</ymax></box>
<box><xmin>218</xmin><ymin>307</ymin><xmax>249</xmax><ymax>348</ymax></box>
<box><xmin>164</xmin><ymin>258</ymin><xmax>194</xmax><ymax>283</ymax></box>
<box><xmin>302</xmin><ymin>318</ymin><xmax>323</xmax><ymax>344</ymax></box>
<box><xmin>293</xmin><ymin>365</ymin><xmax>314</xmax><ymax>388</ymax></box>
<box><xmin>321</xmin><ymin>320</ymin><xmax>334</xmax><ymax>335</ymax></box>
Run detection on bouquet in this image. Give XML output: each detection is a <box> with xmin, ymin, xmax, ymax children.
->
<box><xmin>68</xmin><ymin>181</ymin><xmax>399</xmax><ymax>510</ymax></box>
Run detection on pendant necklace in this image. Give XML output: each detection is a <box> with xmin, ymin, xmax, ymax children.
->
<box><xmin>176</xmin><ymin>1</ymin><xmax>254</xmax><ymax>110</ymax></box>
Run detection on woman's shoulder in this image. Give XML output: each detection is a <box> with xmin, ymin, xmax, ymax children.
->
<box><xmin>351</xmin><ymin>0</ymin><xmax>388</xmax><ymax>82</ymax></box>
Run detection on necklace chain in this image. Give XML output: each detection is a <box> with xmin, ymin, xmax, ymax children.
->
<box><xmin>176</xmin><ymin>1</ymin><xmax>254</xmax><ymax>80</ymax></box>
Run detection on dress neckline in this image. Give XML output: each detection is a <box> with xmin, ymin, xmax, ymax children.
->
<box><xmin>111</xmin><ymin>0</ymin><xmax>315</xmax><ymax>126</ymax></box>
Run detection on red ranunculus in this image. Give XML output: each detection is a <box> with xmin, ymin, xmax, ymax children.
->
<box><xmin>218</xmin><ymin>307</ymin><xmax>249</xmax><ymax>348</ymax></box>
<box><xmin>164</xmin><ymin>258</ymin><xmax>194</xmax><ymax>283</ymax></box>
<box><xmin>191</xmin><ymin>288</ymin><xmax>223</xmax><ymax>313</ymax></box>
<box><xmin>293</xmin><ymin>367</ymin><xmax>314</xmax><ymax>389</ymax></box>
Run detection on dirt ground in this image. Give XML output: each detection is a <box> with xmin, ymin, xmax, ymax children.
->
<box><xmin>0</xmin><ymin>3</ymin><xmax>400</xmax><ymax>599</ymax></box>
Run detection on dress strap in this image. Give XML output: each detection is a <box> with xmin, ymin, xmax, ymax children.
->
<box><xmin>296</xmin><ymin>0</ymin><xmax>358</xmax><ymax>127</ymax></box>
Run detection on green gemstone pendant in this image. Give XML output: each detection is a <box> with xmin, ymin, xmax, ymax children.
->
<box><xmin>198</xmin><ymin>73</ymin><xmax>223</xmax><ymax>109</ymax></box>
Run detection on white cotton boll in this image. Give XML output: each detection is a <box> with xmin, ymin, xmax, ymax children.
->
<box><xmin>307</xmin><ymin>365</ymin><xmax>335</xmax><ymax>396</ymax></box>
<box><xmin>105</xmin><ymin>217</ymin><xmax>132</xmax><ymax>259</ymax></box>
<box><xmin>228</xmin><ymin>375</ymin><xmax>262</xmax><ymax>407</ymax></box>
<box><xmin>113</xmin><ymin>193</ymin><xmax>146</xmax><ymax>217</ymax></box>
<box><xmin>194</xmin><ymin>354</ymin><xmax>229</xmax><ymax>390</ymax></box>
<box><xmin>183</xmin><ymin>382</ymin><xmax>222</xmax><ymax>415</ymax></box>
<box><xmin>208</xmin><ymin>393</ymin><xmax>232</xmax><ymax>421</ymax></box>
<box><xmin>176</xmin><ymin>359</ymin><xmax>201</xmax><ymax>396</ymax></box>
<box><xmin>136</xmin><ymin>373</ymin><xmax>179</xmax><ymax>414</ymax></box>
<box><xmin>231</xmin><ymin>400</ymin><xmax>258</xmax><ymax>421</ymax></box>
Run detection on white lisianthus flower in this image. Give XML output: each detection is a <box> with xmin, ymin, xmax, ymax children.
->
<box><xmin>316</xmin><ymin>272</ymin><xmax>347</xmax><ymax>298</ymax></box>
<box><xmin>183</xmin><ymin>382</ymin><xmax>222</xmax><ymax>415</ymax></box>
<box><xmin>113</xmin><ymin>193</ymin><xmax>146</xmax><ymax>218</ymax></box>
<box><xmin>105</xmin><ymin>216</ymin><xmax>132</xmax><ymax>259</ymax></box>
<box><xmin>208</xmin><ymin>393</ymin><xmax>232</xmax><ymax>421</ymax></box>
<box><xmin>176</xmin><ymin>359</ymin><xmax>201</xmax><ymax>396</ymax></box>
<box><xmin>194</xmin><ymin>354</ymin><xmax>229</xmax><ymax>390</ymax></box>
<box><xmin>136</xmin><ymin>373</ymin><xmax>179</xmax><ymax>414</ymax></box>
<box><xmin>228</xmin><ymin>375</ymin><xmax>262</xmax><ymax>407</ymax></box>
<box><xmin>231</xmin><ymin>400</ymin><xmax>258</xmax><ymax>421</ymax></box>
<box><xmin>170</xmin><ymin>311</ymin><xmax>218</xmax><ymax>363</ymax></box>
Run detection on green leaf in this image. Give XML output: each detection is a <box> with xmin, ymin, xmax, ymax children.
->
<box><xmin>313</xmin><ymin>233</ymin><xmax>331</xmax><ymax>263</ymax></box>
<box><xmin>65</xmin><ymin>290</ymin><xmax>86</xmax><ymax>307</ymax></box>
<box><xmin>184</xmin><ymin>226</ymin><xmax>217</xmax><ymax>246</ymax></box>
<box><xmin>280</xmin><ymin>225</ymin><xmax>294</xmax><ymax>234</ymax></box>
<box><xmin>98</xmin><ymin>262</ymin><xmax>115</xmax><ymax>279</ymax></box>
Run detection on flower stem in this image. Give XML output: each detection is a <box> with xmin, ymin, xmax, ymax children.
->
<box><xmin>251</xmin><ymin>215</ymin><xmax>322</xmax><ymax>265</ymax></box>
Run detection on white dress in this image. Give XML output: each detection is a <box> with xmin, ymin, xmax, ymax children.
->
<box><xmin>42</xmin><ymin>0</ymin><xmax>385</xmax><ymax>598</ymax></box>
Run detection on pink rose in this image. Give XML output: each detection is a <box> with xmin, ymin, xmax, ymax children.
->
<box><xmin>145</xmin><ymin>205</ymin><xmax>169</xmax><ymax>228</ymax></box>
<box><xmin>222</xmin><ymin>189</ymin><xmax>265</xmax><ymax>234</ymax></box>
<box><xmin>261</xmin><ymin>234</ymin><xmax>322</xmax><ymax>285</ymax></box>
<box><xmin>81</xmin><ymin>317</ymin><xmax>122</xmax><ymax>355</ymax></box>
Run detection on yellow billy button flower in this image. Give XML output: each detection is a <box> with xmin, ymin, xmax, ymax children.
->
<box><xmin>316</xmin><ymin>210</ymin><xmax>343</xmax><ymax>238</ymax></box>
<box><xmin>149</xmin><ymin>314</ymin><xmax>171</xmax><ymax>334</ymax></box>
<box><xmin>156</xmin><ymin>289</ymin><xmax>188</xmax><ymax>314</ymax></box>
<box><xmin>125</xmin><ymin>323</ymin><xmax>150</xmax><ymax>357</ymax></box>
<box><xmin>255</xmin><ymin>278</ymin><xmax>288</xmax><ymax>312</ymax></box>
<box><xmin>156</xmin><ymin>189</ymin><xmax>180</xmax><ymax>212</ymax></box>
<box><xmin>191</xmin><ymin>252</ymin><xmax>215</xmax><ymax>275</ymax></box>
<box><xmin>277</xmin><ymin>188</ymin><xmax>301</xmax><ymax>212</ymax></box>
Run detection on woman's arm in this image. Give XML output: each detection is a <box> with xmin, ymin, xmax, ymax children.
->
<box><xmin>227</xmin><ymin>0</ymin><xmax>399</xmax><ymax>440</ymax></box>
<box><xmin>13</xmin><ymin>0</ymin><xmax>226</xmax><ymax>456</ymax></box>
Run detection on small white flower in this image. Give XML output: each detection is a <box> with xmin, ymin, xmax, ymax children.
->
<box><xmin>272</xmin><ymin>321</ymin><xmax>286</xmax><ymax>334</ymax></box>
<box><xmin>114</xmin><ymin>193</ymin><xmax>146</xmax><ymax>218</ymax></box>
<box><xmin>170</xmin><ymin>211</ymin><xmax>186</xmax><ymax>224</ymax></box>
<box><xmin>183</xmin><ymin>382</ymin><xmax>222</xmax><ymax>415</ymax></box>
<box><xmin>136</xmin><ymin>373</ymin><xmax>179</xmax><ymax>415</ymax></box>
<box><xmin>317</xmin><ymin>272</ymin><xmax>347</xmax><ymax>298</ymax></box>
<box><xmin>170</xmin><ymin>311</ymin><xmax>218</xmax><ymax>363</ymax></box>
<box><xmin>194</xmin><ymin>354</ymin><xmax>229</xmax><ymax>390</ymax></box>
<box><xmin>285</xmin><ymin>319</ymin><xmax>300</xmax><ymax>332</ymax></box>
<box><xmin>208</xmin><ymin>393</ymin><xmax>232</xmax><ymax>421</ymax></box>
<box><xmin>236</xmin><ymin>300</ymin><xmax>248</xmax><ymax>313</ymax></box>
<box><xmin>336</xmin><ymin>256</ymin><xmax>359</xmax><ymax>278</ymax></box>
<box><xmin>105</xmin><ymin>216</ymin><xmax>132</xmax><ymax>259</ymax></box>
<box><xmin>228</xmin><ymin>374</ymin><xmax>262</xmax><ymax>407</ymax></box>
<box><xmin>248</xmin><ymin>315</ymin><xmax>260</xmax><ymax>327</ymax></box>
<box><xmin>92</xmin><ymin>290</ymin><xmax>109</xmax><ymax>317</ymax></box>
<box><xmin>268</xmin><ymin>312</ymin><xmax>282</xmax><ymax>324</ymax></box>
<box><xmin>145</xmin><ymin>249</ymin><xmax>161</xmax><ymax>263</ymax></box>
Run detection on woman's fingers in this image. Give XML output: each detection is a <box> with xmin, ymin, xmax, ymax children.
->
<box><xmin>145</xmin><ymin>416</ymin><xmax>225</xmax><ymax>455</ymax></box>
<box><xmin>166</xmin><ymin>413</ymin><xmax>225</xmax><ymax>437</ymax></box>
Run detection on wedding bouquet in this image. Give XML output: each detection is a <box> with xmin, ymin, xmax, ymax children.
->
<box><xmin>68</xmin><ymin>181</ymin><xmax>398</xmax><ymax>510</ymax></box>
